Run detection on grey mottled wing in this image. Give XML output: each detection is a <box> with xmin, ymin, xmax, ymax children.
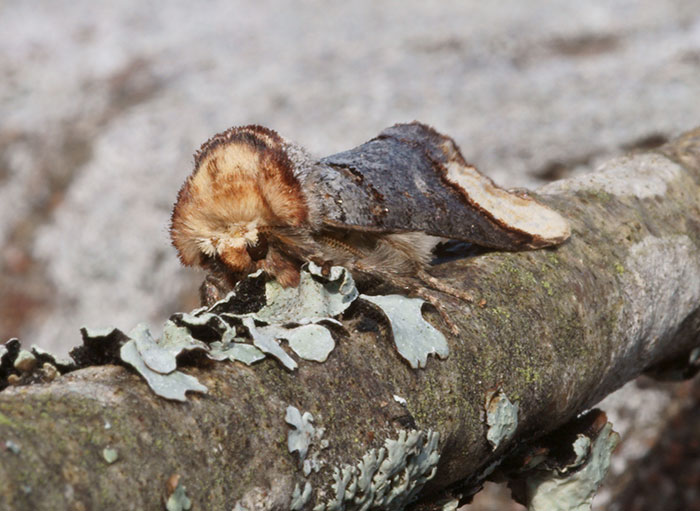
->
<box><xmin>311</xmin><ymin>122</ymin><xmax>545</xmax><ymax>250</ymax></box>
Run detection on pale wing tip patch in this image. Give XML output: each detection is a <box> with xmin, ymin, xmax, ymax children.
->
<box><xmin>519</xmin><ymin>200</ymin><xmax>572</xmax><ymax>248</ymax></box>
<box><xmin>444</xmin><ymin>160</ymin><xmax>571</xmax><ymax>247</ymax></box>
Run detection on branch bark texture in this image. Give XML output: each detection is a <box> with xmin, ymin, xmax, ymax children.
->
<box><xmin>1</xmin><ymin>129</ymin><xmax>699</xmax><ymax>511</ymax></box>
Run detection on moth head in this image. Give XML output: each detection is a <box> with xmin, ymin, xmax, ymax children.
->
<box><xmin>170</xmin><ymin>125</ymin><xmax>310</xmax><ymax>277</ymax></box>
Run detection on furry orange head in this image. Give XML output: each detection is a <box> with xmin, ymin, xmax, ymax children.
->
<box><xmin>170</xmin><ymin>126</ymin><xmax>310</xmax><ymax>281</ymax></box>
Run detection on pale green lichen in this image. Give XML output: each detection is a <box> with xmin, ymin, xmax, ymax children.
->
<box><xmin>569</xmin><ymin>436</ymin><xmax>592</xmax><ymax>470</ymax></box>
<box><xmin>207</xmin><ymin>341</ymin><xmax>266</xmax><ymax>365</ymax></box>
<box><xmin>317</xmin><ymin>430</ymin><xmax>440</xmax><ymax>511</ymax></box>
<box><xmin>284</xmin><ymin>324</ymin><xmax>336</xmax><ymax>362</ymax></box>
<box><xmin>131</xmin><ymin>324</ymin><xmax>179</xmax><ymax>374</ymax></box>
<box><xmin>166</xmin><ymin>480</ymin><xmax>192</xmax><ymax>511</ymax></box>
<box><xmin>485</xmin><ymin>389</ymin><xmax>519</xmax><ymax>450</ymax></box>
<box><xmin>361</xmin><ymin>295</ymin><xmax>449</xmax><ymax>369</ymax></box>
<box><xmin>258</xmin><ymin>323</ymin><xmax>336</xmax><ymax>363</ymax></box>
<box><xmin>286</xmin><ymin>406</ymin><xmax>317</xmax><ymax>464</ymax></box>
<box><xmin>393</xmin><ymin>395</ymin><xmax>407</xmax><ymax>406</ymax></box>
<box><xmin>526</xmin><ymin>423</ymin><xmax>620</xmax><ymax>511</ymax></box>
<box><xmin>102</xmin><ymin>447</ymin><xmax>118</xmax><ymax>464</ymax></box>
<box><xmin>245</xmin><ymin>318</ymin><xmax>298</xmax><ymax>371</ymax></box>
<box><xmin>0</xmin><ymin>412</ymin><xmax>15</xmax><ymax>428</ymax></box>
<box><xmin>254</xmin><ymin>263</ymin><xmax>358</xmax><ymax>324</ymax></box>
<box><xmin>76</xmin><ymin>323</ymin><xmax>210</xmax><ymax>402</ymax></box>
<box><xmin>541</xmin><ymin>281</ymin><xmax>554</xmax><ymax>296</ymax></box>
<box><xmin>159</xmin><ymin>321</ymin><xmax>210</xmax><ymax>359</ymax></box>
<box><xmin>291</xmin><ymin>482</ymin><xmax>313</xmax><ymax>510</ymax></box>
<box><xmin>119</xmin><ymin>340</ymin><xmax>207</xmax><ymax>402</ymax></box>
<box><xmin>64</xmin><ymin>261</ymin><xmax>450</xmax><ymax>403</ymax></box>
<box><xmin>517</xmin><ymin>367</ymin><xmax>541</xmax><ymax>385</ymax></box>
<box><xmin>169</xmin><ymin>265</ymin><xmax>356</xmax><ymax>372</ymax></box>
<box><xmin>303</xmin><ymin>451</ymin><xmax>324</xmax><ymax>476</ymax></box>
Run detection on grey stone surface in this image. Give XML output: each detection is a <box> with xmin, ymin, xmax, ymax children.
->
<box><xmin>1</xmin><ymin>0</ymin><xmax>699</xmax><ymax>358</ymax></box>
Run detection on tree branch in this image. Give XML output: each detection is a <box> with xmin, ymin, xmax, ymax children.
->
<box><xmin>1</xmin><ymin>129</ymin><xmax>699</xmax><ymax>511</ymax></box>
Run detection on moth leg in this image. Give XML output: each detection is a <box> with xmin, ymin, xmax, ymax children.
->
<box><xmin>412</xmin><ymin>287</ymin><xmax>462</xmax><ymax>335</ymax></box>
<box><xmin>359</xmin><ymin>268</ymin><xmax>463</xmax><ymax>335</ymax></box>
<box><xmin>416</xmin><ymin>267</ymin><xmax>474</xmax><ymax>302</ymax></box>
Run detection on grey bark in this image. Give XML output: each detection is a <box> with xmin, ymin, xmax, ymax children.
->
<box><xmin>0</xmin><ymin>129</ymin><xmax>699</xmax><ymax>511</ymax></box>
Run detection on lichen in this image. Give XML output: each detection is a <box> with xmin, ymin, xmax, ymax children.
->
<box><xmin>254</xmin><ymin>262</ymin><xmax>358</xmax><ymax>324</ymax></box>
<box><xmin>102</xmin><ymin>447</ymin><xmax>118</xmax><ymax>464</ymax></box>
<box><xmin>547</xmin><ymin>253</ymin><xmax>560</xmax><ymax>266</ymax></box>
<box><xmin>158</xmin><ymin>321</ymin><xmax>210</xmax><ymax>360</ymax></box>
<box><xmin>287</xmin><ymin>325</ymin><xmax>336</xmax><ymax>362</ymax></box>
<box><xmin>59</xmin><ymin>265</ymin><xmax>361</xmax><ymax>399</ymax></box>
<box><xmin>485</xmin><ymin>389</ymin><xmax>519</xmax><ymax>450</ymax></box>
<box><xmin>0</xmin><ymin>412</ymin><xmax>15</xmax><ymax>427</ymax></box>
<box><xmin>286</xmin><ymin>406</ymin><xmax>317</xmax><ymax>465</ymax></box>
<box><xmin>244</xmin><ymin>318</ymin><xmax>298</xmax><ymax>371</ymax></box>
<box><xmin>517</xmin><ymin>367</ymin><xmax>541</xmax><ymax>385</ymax></box>
<box><xmin>259</xmin><ymin>323</ymin><xmax>336</xmax><ymax>364</ymax></box>
<box><xmin>119</xmin><ymin>339</ymin><xmax>207</xmax><ymax>402</ymax></box>
<box><xmin>2</xmin><ymin>338</ymin><xmax>77</xmax><ymax>390</ymax></box>
<box><xmin>541</xmin><ymin>281</ymin><xmax>553</xmax><ymax>296</ymax></box>
<box><xmin>291</xmin><ymin>482</ymin><xmax>313</xmax><ymax>510</ymax></box>
<box><xmin>207</xmin><ymin>341</ymin><xmax>266</xmax><ymax>365</ymax></box>
<box><xmin>170</xmin><ymin>264</ymin><xmax>357</xmax><ymax>372</ymax></box>
<box><xmin>525</xmin><ymin>423</ymin><xmax>620</xmax><ymax>511</ymax></box>
<box><xmin>132</xmin><ymin>323</ymin><xmax>195</xmax><ymax>374</ymax></box>
<box><xmin>360</xmin><ymin>295</ymin><xmax>449</xmax><ymax>369</ymax></box>
<box><xmin>393</xmin><ymin>395</ymin><xmax>407</xmax><ymax>406</ymax></box>
<box><xmin>303</xmin><ymin>451</ymin><xmax>324</xmax><ymax>476</ymax></box>
<box><xmin>316</xmin><ymin>429</ymin><xmax>440</xmax><ymax>511</ymax></box>
<box><xmin>166</xmin><ymin>479</ymin><xmax>192</xmax><ymax>511</ymax></box>
<box><xmin>3</xmin><ymin>259</ymin><xmax>453</xmax><ymax>404</ymax></box>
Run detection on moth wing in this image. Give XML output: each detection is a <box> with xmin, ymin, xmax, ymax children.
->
<box><xmin>311</xmin><ymin>122</ymin><xmax>570</xmax><ymax>250</ymax></box>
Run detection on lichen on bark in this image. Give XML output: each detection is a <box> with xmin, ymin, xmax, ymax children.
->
<box><xmin>0</xmin><ymin>129</ymin><xmax>699</xmax><ymax>510</ymax></box>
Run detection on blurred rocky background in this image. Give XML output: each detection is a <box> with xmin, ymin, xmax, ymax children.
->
<box><xmin>1</xmin><ymin>1</ymin><xmax>698</xmax><ymax>509</ymax></box>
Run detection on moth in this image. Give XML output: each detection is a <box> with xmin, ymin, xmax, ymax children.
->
<box><xmin>170</xmin><ymin>122</ymin><xmax>570</xmax><ymax>331</ymax></box>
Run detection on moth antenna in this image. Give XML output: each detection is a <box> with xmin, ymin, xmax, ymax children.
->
<box><xmin>316</xmin><ymin>235</ymin><xmax>366</xmax><ymax>259</ymax></box>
